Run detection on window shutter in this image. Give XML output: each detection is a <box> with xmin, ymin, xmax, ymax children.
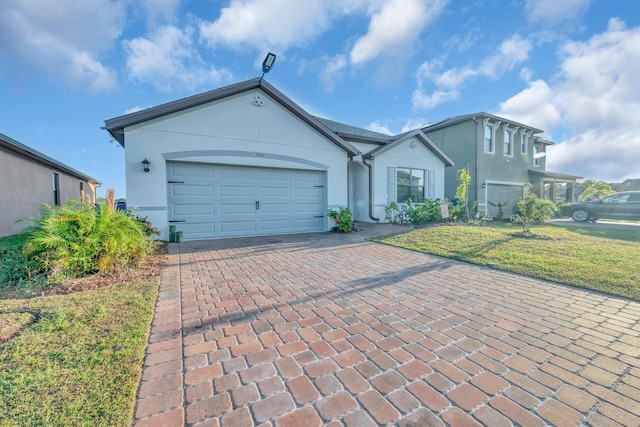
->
<box><xmin>387</xmin><ymin>166</ymin><xmax>396</xmax><ymax>203</ymax></box>
<box><xmin>427</xmin><ymin>170</ymin><xmax>436</xmax><ymax>199</ymax></box>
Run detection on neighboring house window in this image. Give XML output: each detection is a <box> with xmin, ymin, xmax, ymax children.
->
<box><xmin>484</xmin><ymin>125</ymin><xmax>494</xmax><ymax>153</ymax></box>
<box><xmin>533</xmin><ymin>146</ymin><xmax>542</xmax><ymax>166</ymax></box>
<box><xmin>521</xmin><ymin>132</ymin><xmax>527</xmax><ymax>155</ymax></box>
<box><xmin>53</xmin><ymin>173</ymin><xmax>60</xmax><ymax>205</ymax></box>
<box><xmin>397</xmin><ymin>167</ymin><xmax>424</xmax><ymax>203</ymax></box>
<box><xmin>504</xmin><ymin>130</ymin><xmax>512</xmax><ymax>156</ymax></box>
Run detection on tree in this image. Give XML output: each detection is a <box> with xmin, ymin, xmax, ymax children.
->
<box><xmin>579</xmin><ymin>180</ymin><xmax>615</xmax><ymax>201</ymax></box>
<box><xmin>455</xmin><ymin>167</ymin><xmax>472</xmax><ymax>222</ymax></box>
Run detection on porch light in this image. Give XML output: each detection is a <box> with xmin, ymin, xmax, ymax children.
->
<box><xmin>141</xmin><ymin>158</ymin><xmax>150</xmax><ymax>173</ymax></box>
<box><xmin>260</xmin><ymin>52</ymin><xmax>277</xmax><ymax>81</ymax></box>
<box><xmin>482</xmin><ymin>183</ymin><xmax>486</xmax><ymax>189</ymax></box>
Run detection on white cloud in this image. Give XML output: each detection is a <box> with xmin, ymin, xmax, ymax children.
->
<box><xmin>437</xmin><ymin>35</ymin><xmax>533</xmax><ymax>88</ymax></box>
<box><xmin>319</xmin><ymin>55</ymin><xmax>347</xmax><ymax>92</ymax></box>
<box><xmin>367</xmin><ymin>121</ymin><xmax>393</xmax><ymax>135</ymax></box>
<box><xmin>198</xmin><ymin>0</ymin><xmax>336</xmax><ymax>53</ymax></box>
<box><xmin>401</xmin><ymin>118</ymin><xmax>430</xmax><ymax>133</ymax></box>
<box><xmin>498</xmin><ymin>79</ymin><xmax>561</xmax><ymax>133</ymax></box>
<box><xmin>349</xmin><ymin>0</ymin><xmax>446</xmax><ymax>65</ymax></box>
<box><xmin>499</xmin><ymin>18</ymin><xmax>640</xmax><ymax>181</ymax></box>
<box><xmin>413</xmin><ymin>34</ymin><xmax>532</xmax><ymax>109</ymax></box>
<box><xmin>412</xmin><ymin>89</ymin><xmax>460</xmax><ymax>110</ymax></box>
<box><xmin>124</xmin><ymin>25</ymin><xmax>232</xmax><ymax>91</ymax></box>
<box><xmin>0</xmin><ymin>0</ymin><xmax>124</xmax><ymax>91</ymax></box>
<box><xmin>526</xmin><ymin>0</ymin><xmax>590</xmax><ymax>27</ymax></box>
<box><xmin>137</xmin><ymin>0</ymin><xmax>182</xmax><ymax>24</ymax></box>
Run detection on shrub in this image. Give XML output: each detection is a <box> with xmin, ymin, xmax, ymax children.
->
<box><xmin>0</xmin><ymin>235</ymin><xmax>43</xmax><ymax>285</ymax></box>
<box><xmin>327</xmin><ymin>207</ymin><xmax>354</xmax><ymax>232</ymax></box>
<box><xmin>513</xmin><ymin>191</ymin><xmax>558</xmax><ymax>226</ymax></box>
<box><xmin>21</xmin><ymin>200</ymin><xmax>157</xmax><ymax>281</ymax></box>
<box><xmin>405</xmin><ymin>198</ymin><xmax>462</xmax><ymax>225</ymax></box>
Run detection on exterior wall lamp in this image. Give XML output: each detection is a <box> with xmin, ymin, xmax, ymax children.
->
<box><xmin>482</xmin><ymin>183</ymin><xmax>486</xmax><ymax>189</ymax></box>
<box><xmin>141</xmin><ymin>158</ymin><xmax>151</xmax><ymax>173</ymax></box>
<box><xmin>260</xmin><ymin>52</ymin><xmax>277</xmax><ymax>81</ymax></box>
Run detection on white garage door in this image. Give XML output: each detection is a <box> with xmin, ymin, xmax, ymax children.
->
<box><xmin>167</xmin><ymin>162</ymin><xmax>326</xmax><ymax>240</ymax></box>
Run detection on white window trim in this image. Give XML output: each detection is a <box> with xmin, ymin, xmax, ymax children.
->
<box><xmin>503</xmin><ymin>125</ymin><xmax>514</xmax><ymax>157</ymax></box>
<box><xmin>483</xmin><ymin>119</ymin><xmax>500</xmax><ymax>154</ymax></box>
<box><xmin>521</xmin><ymin>130</ymin><xmax>531</xmax><ymax>155</ymax></box>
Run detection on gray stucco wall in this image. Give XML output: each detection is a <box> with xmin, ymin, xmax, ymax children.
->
<box><xmin>0</xmin><ymin>147</ymin><xmax>97</xmax><ymax>237</ymax></box>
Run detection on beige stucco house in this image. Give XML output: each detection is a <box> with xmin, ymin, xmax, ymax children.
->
<box><xmin>0</xmin><ymin>132</ymin><xmax>101</xmax><ymax>237</ymax></box>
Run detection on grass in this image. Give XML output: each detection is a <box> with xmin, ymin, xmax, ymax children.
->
<box><xmin>0</xmin><ymin>236</ymin><xmax>160</xmax><ymax>426</ymax></box>
<box><xmin>374</xmin><ymin>221</ymin><xmax>640</xmax><ymax>300</ymax></box>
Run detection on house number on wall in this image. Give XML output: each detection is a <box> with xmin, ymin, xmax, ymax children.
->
<box><xmin>255</xmin><ymin>152</ymin><xmax>265</xmax><ymax>157</ymax></box>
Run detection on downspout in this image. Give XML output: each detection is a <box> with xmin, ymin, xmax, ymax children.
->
<box><xmin>362</xmin><ymin>157</ymin><xmax>380</xmax><ymax>222</ymax></box>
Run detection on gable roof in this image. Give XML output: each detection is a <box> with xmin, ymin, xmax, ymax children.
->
<box><xmin>314</xmin><ymin>117</ymin><xmax>393</xmax><ymax>143</ymax></box>
<box><xmin>422</xmin><ymin>112</ymin><xmax>544</xmax><ymax>135</ymax></box>
<box><xmin>104</xmin><ymin>78</ymin><xmax>359</xmax><ymax>156</ymax></box>
<box><xmin>363</xmin><ymin>130</ymin><xmax>454</xmax><ymax>167</ymax></box>
<box><xmin>0</xmin><ymin>132</ymin><xmax>100</xmax><ymax>184</ymax></box>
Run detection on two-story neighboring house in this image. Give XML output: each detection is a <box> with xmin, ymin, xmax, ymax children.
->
<box><xmin>422</xmin><ymin>113</ymin><xmax>582</xmax><ymax>218</ymax></box>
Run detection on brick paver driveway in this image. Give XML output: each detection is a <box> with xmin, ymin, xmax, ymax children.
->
<box><xmin>134</xmin><ymin>224</ymin><xmax>640</xmax><ymax>426</ymax></box>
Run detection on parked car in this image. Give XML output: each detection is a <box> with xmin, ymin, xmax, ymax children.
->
<box><xmin>564</xmin><ymin>191</ymin><xmax>640</xmax><ymax>222</ymax></box>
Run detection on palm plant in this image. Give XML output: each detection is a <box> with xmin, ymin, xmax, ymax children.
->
<box><xmin>22</xmin><ymin>200</ymin><xmax>155</xmax><ymax>281</ymax></box>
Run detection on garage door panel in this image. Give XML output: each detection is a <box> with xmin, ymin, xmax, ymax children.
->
<box><xmin>219</xmin><ymin>167</ymin><xmax>259</xmax><ymax>180</ymax></box>
<box><xmin>219</xmin><ymin>203</ymin><xmax>255</xmax><ymax>215</ymax></box>
<box><xmin>219</xmin><ymin>185</ymin><xmax>256</xmax><ymax>197</ymax></box>
<box><xmin>220</xmin><ymin>221</ymin><xmax>257</xmax><ymax>233</ymax></box>
<box><xmin>294</xmin><ymin>217</ymin><xmax>323</xmax><ymax>227</ymax></box>
<box><xmin>260</xmin><ymin>203</ymin><xmax>291</xmax><ymax>214</ymax></box>
<box><xmin>260</xmin><ymin>186</ymin><xmax>291</xmax><ymax>197</ymax></box>
<box><xmin>173</xmin><ymin>204</ymin><xmax>214</xmax><ymax>215</ymax></box>
<box><xmin>295</xmin><ymin>203</ymin><xmax>322</xmax><ymax>213</ymax></box>
<box><xmin>168</xmin><ymin>162</ymin><xmax>325</xmax><ymax>240</ymax></box>
<box><xmin>295</xmin><ymin>171</ymin><xmax>323</xmax><ymax>182</ymax></box>
<box><xmin>171</xmin><ymin>184</ymin><xmax>214</xmax><ymax>196</ymax></box>
<box><xmin>179</xmin><ymin>222</ymin><xmax>215</xmax><ymax>235</ymax></box>
<box><xmin>260</xmin><ymin>170</ymin><xmax>292</xmax><ymax>181</ymax></box>
<box><xmin>170</xmin><ymin>164</ymin><xmax>214</xmax><ymax>178</ymax></box>
<box><xmin>260</xmin><ymin>219</ymin><xmax>292</xmax><ymax>230</ymax></box>
<box><xmin>295</xmin><ymin>187</ymin><xmax>323</xmax><ymax>197</ymax></box>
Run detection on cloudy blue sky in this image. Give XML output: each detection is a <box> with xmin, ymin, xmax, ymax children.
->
<box><xmin>1</xmin><ymin>0</ymin><xmax>639</xmax><ymax>198</ymax></box>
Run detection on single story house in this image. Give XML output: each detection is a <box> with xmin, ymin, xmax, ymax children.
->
<box><xmin>103</xmin><ymin>78</ymin><xmax>453</xmax><ymax>241</ymax></box>
<box><xmin>0</xmin><ymin>132</ymin><xmax>100</xmax><ymax>237</ymax></box>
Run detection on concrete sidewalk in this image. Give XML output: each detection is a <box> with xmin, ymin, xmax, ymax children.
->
<box><xmin>134</xmin><ymin>224</ymin><xmax>640</xmax><ymax>426</ymax></box>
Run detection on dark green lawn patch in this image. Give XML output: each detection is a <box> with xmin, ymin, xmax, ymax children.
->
<box><xmin>374</xmin><ymin>222</ymin><xmax>640</xmax><ymax>300</ymax></box>
<box><xmin>0</xmin><ymin>278</ymin><xmax>159</xmax><ymax>426</ymax></box>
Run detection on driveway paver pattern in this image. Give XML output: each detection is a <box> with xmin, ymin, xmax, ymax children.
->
<box><xmin>134</xmin><ymin>224</ymin><xmax>640</xmax><ymax>426</ymax></box>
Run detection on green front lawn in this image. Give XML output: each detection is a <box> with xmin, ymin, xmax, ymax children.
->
<box><xmin>374</xmin><ymin>222</ymin><xmax>640</xmax><ymax>300</ymax></box>
<box><xmin>0</xmin><ymin>235</ymin><xmax>160</xmax><ymax>426</ymax></box>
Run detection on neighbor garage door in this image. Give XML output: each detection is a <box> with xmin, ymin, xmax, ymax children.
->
<box><xmin>486</xmin><ymin>183</ymin><xmax>524</xmax><ymax>218</ymax></box>
<box><xmin>167</xmin><ymin>162</ymin><xmax>325</xmax><ymax>240</ymax></box>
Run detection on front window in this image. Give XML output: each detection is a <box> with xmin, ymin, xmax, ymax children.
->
<box><xmin>397</xmin><ymin>168</ymin><xmax>424</xmax><ymax>203</ymax></box>
<box><xmin>521</xmin><ymin>132</ymin><xmax>527</xmax><ymax>154</ymax></box>
<box><xmin>504</xmin><ymin>130</ymin><xmax>512</xmax><ymax>156</ymax></box>
<box><xmin>484</xmin><ymin>125</ymin><xmax>493</xmax><ymax>153</ymax></box>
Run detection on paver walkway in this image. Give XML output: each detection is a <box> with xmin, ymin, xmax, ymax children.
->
<box><xmin>133</xmin><ymin>223</ymin><xmax>640</xmax><ymax>426</ymax></box>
